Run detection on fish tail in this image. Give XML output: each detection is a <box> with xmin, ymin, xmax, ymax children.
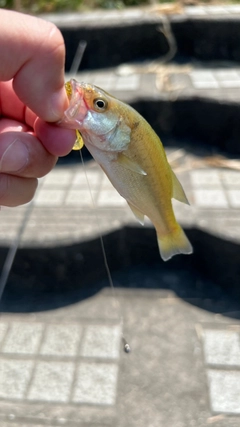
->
<box><xmin>157</xmin><ymin>225</ymin><xmax>193</xmax><ymax>261</ymax></box>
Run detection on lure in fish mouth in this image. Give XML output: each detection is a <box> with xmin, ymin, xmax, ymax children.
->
<box><xmin>63</xmin><ymin>80</ymin><xmax>88</xmax><ymax>126</ymax></box>
<box><xmin>60</xmin><ymin>79</ymin><xmax>193</xmax><ymax>261</ymax></box>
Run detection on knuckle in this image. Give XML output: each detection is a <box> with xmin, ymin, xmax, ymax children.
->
<box><xmin>0</xmin><ymin>175</ymin><xmax>38</xmax><ymax>207</ymax></box>
<box><xmin>27</xmin><ymin>153</ymin><xmax>57</xmax><ymax>179</ymax></box>
<box><xmin>42</xmin><ymin>22</ymin><xmax>65</xmax><ymax>59</ymax></box>
<box><xmin>19</xmin><ymin>178</ymin><xmax>38</xmax><ymax>205</ymax></box>
<box><xmin>26</xmin><ymin>178</ymin><xmax>38</xmax><ymax>203</ymax></box>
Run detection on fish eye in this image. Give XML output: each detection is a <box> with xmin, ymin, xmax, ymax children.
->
<box><xmin>93</xmin><ymin>98</ymin><xmax>108</xmax><ymax>111</ymax></box>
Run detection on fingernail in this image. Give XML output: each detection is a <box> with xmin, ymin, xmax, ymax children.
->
<box><xmin>49</xmin><ymin>87</ymin><xmax>68</xmax><ymax>122</ymax></box>
<box><xmin>0</xmin><ymin>139</ymin><xmax>29</xmax><ymax>172</ymax></box>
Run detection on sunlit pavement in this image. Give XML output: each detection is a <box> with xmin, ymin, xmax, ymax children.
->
<box><xmin>0</xmin><ymin>6</ymin><xmax>240</xmax><ymax>427</ymax></box>
<box><xmin>0</xmin><ymin>283</ymin><xmax>240</xmax><ymax>426</ymax></box>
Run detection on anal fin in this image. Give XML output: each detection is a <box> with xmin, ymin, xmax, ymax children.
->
<box><xmin>171</xmin><ymin>170</ymin><xmax>189</xmax><ymax>205</ymax></box>
<box><xmin>127</xmin><ymin>201</ymin><xmax>145</xmax><ymax>225</ymax></box>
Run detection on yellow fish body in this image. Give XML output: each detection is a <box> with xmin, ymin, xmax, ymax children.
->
<box><xmin>61</xmin><ymin>79</ymin><xmax>193</xmax><ymax>261</ymax></box>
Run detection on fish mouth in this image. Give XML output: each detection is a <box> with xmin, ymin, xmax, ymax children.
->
<box><xmin>59</xmin><ymin>79</ymin><xmax>89</xmax><ymax>129</ymax></box>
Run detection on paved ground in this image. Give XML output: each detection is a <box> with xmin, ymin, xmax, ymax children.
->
<box><xmin>0</xmin><ymin>275</ymin><xmax>240</xmax><ymax>427</ymax></box>
<box><xmin>1</xmin><ymin>159</ymin><xmax>240</xmax><ymax>246</ymax></box>
<box><xmin>43</xmin><ymin>4</ymin><xmax>240</xmax><ymax>28</ymax></box>
<box><xmin>0</xmin><ymin>5</ymin><xmax>240</xmax><ymax>427</ymax></box>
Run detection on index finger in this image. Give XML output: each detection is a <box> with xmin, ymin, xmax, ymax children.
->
<box><xmin>0</xmin><ymin>10</ymin><xmax>68</xmax><ymax>122</ymax></box>
<box><xmin>0</xmin><ymin>80</ymin><xmax>36</xmax><ymax>127</ymax></box>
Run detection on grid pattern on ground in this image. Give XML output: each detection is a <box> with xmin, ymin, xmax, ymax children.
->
<box><xmin>66</xmin><ymin>65</ymin><xmax>240</xmax><ymax>107</ymax></box>
<box><xmin>201</xmin><ymin>327</ymin><xmax>240</xmax><ymax>415</ymax></box>
<box><xmin>1</xmin><ymin>163</ymin><xmax>240</xmax><ymax>246</ymax></box>
<box><xmin>43</xmin><ymin>5</ymin><xmax>240</xmax><ymax>26</ymax></box>
<box><xmin>66</xmin><ymin>72</ymin><xmax>143</xmax><ymax>95</ymax></box>
<box><xmin>185</xmin><ymin>5</ymin><xmax>240</xmax><ymax>15</ymax></box>
<box><xmin>68</xmin><ymin>67</ymin><xmax>240</xmax><ymax>92</ymax></box>
<box><xmin>0</xmin><ymin>320</ymin><xmax>121</xmax><ymax>405</ymax></box>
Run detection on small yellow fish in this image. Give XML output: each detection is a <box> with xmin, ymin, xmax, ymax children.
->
<box><xmin>61</xmin><ymin>79</ymin><xmax>193</xmax><ymax>261</ymax></box>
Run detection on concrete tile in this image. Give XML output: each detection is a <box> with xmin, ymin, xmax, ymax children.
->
<box><xmin>192</xmin><ymin>80</ymin><xmax>219</xmax><ymax>90</ymax></box>
<box><xmin>192</xmin><ymin>189</ymin><xmax>228</xmax><ymax>208</ymax></box>
<box><xmin>72</xmin><ymin>362</ymin><xmax>118</xmax><ymax>405</ymax></box>
<box><xmin>71</xmin><ymin>296</ymin><xmax>121</xmax><ymax>321</ymax></box>
<box><xmin>219</xmin><ymin>224</ymin><xmax>240</xmax><ymax>240</ymax></box>
<box><xmin>225</xmin><ymin>5</ymin><xmax>240</xmax><ymax>12</ymax></box>
<box><xmin>207</xmin><ymin>370</ymin><xmax>240</xmax><ymax>414</ymax></box>
<box><xmin>206</xmin><ymin>6</ymin><xmax>229</xmax><ymax>14</ymax></box>
<box><xmin>82</xmin><ymin>12</ymin><xmax>104</xmax><ymax>21</ymax></box>
<box><xmin>190</xmin><ymin>71</ymin><xmax>219</xmax><ymax>89</ymax></box>
<box><xmin>227</xmin><ymin>190</ymin><xmax>240</xmax><ymax>208</ymax></box>
<box><xmin>115</xmin><ymin>75</ymin><xmax>140</xmax><ymax>91</ymax></box>
<box><xmin>0</xmin><ymin>323</ymin><xmax>8</xmax><ymax>345</ymax></box>
<box><xmin>203</xmin><ymin>330</ymin><xmax>240</xmax><ymax>366</ymax></box>
<box><xmin>221</xmin><ymin>171</ymin><xmax>240</xmax><ymax>187</ymax></box>
<box><xmin>0</xmin><ymin>424</ymin><xmax>54</xmax><ymax>427</ymax></box>
<box><xmin>28</xmin><ymin>361</ymin><xmax>74</xmax><ymax>402</ymax></box>
<box><xmin>0</xmin><ymin>229</ymin><xmax>18</xmax><ymax>242</ymax></box>
<box><xmin>34</xmin><ymin>189</ymin><xmax>66</xmax><ymax>207</ymax></box>
<box><xmin>97</xmin><ymin>190</ymin><xmax>126</xmax><ymax>207</ymax></box>
<box><xmin>101</xmin><ymin>174</ymin><xmax>115</xmax><ymax>189</ymax></box>
<box><xmin>185</xmin><ymin>6</ymin><xmax>207</xmax><ymax>15</ymax></box>
<box><xmin>80</xmin><ymin>325</ymin><xmax>121</xmax><ymax>359</ymax></box>
<box><xmin>92</xmin><ymin>75</ymin><xmax>116</xmax><ymax>91</ymax></box>
<box><xmin>0</xmin><ymin>359</ymin><xmax>34</xmax><ymax>399</ymax></box>
<box><xmin>40</xmin><ymin>324</ymin><xmax>82</xmax><ymax>357</ymax></box>
<box><xmin>215</xmin><ymin>70</ymin><xmax>240</xmax><ymax>87</ymax></box>
<box><xmin>41</xmin><ymin>170</ymin><xmax>73</xmax><ymax>188</ymax></box>
<box><xmin>215</xmin><ymin>70</ymin><xmax>240</xmax><ymax>80</ymax></box>
<box><xmin>73</xmin><ymin>72</ymin><xmax>90</xmax><ymax>82</ymax></box>
<box><xmin>72</xmin><ymin>170</ymin><xmax>101</xmax><ymax>189</ymax></box>
<box><xmin>122</xmin><ymin>9</ymin><xmax>143</xmax><ymax>18</ymax></box>
<box><xmin>65</xmin><ymin>189</ymin><xmax>97</xmax><ymax>207</ymax></box>
<box><xmin>99</xmin><ymin>10</ymin><xmax>121</xmax><ymax>20</ymax></box>
<box><xmin>219</xmin><ymin>80</ymin><xmax>240</xmax><ymax>88</ymax></box>
<box><xmin>2</xmin><ymin>323</ymin><xmax>43</xmax><ymax>355</ymax></box>
<box><xmin>190</xmin><ymin>170</ymin><xmax>222</xmax><ymax>187</ymax></box>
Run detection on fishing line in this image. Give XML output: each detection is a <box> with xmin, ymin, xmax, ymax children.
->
<box><xmin>69</xmin><ymin>41</ymin><xmax>87</xmax><ymax>77</ymax></box>
<box><xmin>0</xmin><ymin>41</ymin><xmax>88</xmax><ymax>304</ymax></box>
<box><xmin>69</xmin><ymin>39</ymin><xmax>130</xmax><ymax>352</ymax></box>
<box><xmin>0</xmin><ymin>201</ymin><xmax>34</xmax><ymax>302</ymax></box>
<box><xmin>79</xmin><ymin>149</ymin><xmax>130</xmax><ymax>353</ymax></box>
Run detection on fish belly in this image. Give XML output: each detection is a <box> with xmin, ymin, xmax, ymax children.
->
<box><xmin>86</xmin><ymin>142</ymin><xmax>173</xmax><ymax>231</ymax></box>
<box><xmin>85</xmin><ymin>142</ymin><xmax>192</xmax><ymax>261</ymax></box>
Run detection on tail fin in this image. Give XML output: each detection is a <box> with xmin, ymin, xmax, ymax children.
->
<box><xmin>157</xmin><ymin>226</ymin><xmax>193</xmax><ymax>261</ymax></box>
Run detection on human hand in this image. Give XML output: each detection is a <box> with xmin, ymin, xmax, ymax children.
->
<box><xmin>0</xmin><ymin>10</ymin><xmax>76</xmax><ymax>207</ymax></box>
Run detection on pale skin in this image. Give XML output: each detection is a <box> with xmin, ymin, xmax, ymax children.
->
<box><xmin>0</xmin><ymin>9</ymin><xmax>76</xmax><ymax>207</ymax></box>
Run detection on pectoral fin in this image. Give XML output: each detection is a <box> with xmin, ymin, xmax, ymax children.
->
<box><xmin>171</xmin><ymin>170</ymin><xmax>189</xmax><ymax>205</ymax></box>
<box><xmin>127</xmin><ymin>201</ymin><xmax>145</xmax><ymax>225</ymax></box>
<box><xmin>117</xmin><ymin>152</ymin><xmax>147</xmax><ymax>176</ymax></box>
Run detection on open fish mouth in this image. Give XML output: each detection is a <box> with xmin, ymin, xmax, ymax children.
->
<box><xmin>58</xmin><ymin>79</ymin><xmax>89</xmax><ymax>128</ymax></box>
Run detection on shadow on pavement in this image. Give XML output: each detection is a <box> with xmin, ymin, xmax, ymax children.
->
<box><xmin>0</xmin><ymin>227</ymin><xmax>239</xmax><ymax>318</ymax></box>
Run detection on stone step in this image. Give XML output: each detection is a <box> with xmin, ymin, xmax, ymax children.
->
<box><xmin>41</xmin><ymin>6</ymin><xmax>240</xmax><ymax>71</ymax></box>
<box><xmin>65</xmin><ymin>62</ymin><xmax>240</xmax><ymax>155</ymax></box>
